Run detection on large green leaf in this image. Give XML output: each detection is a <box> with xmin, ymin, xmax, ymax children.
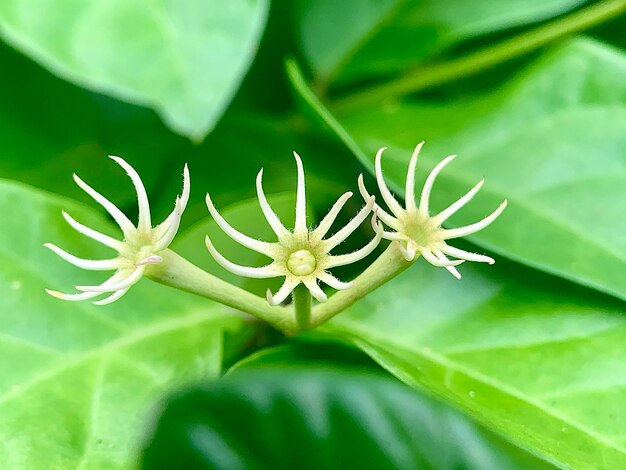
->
<box><xmin>0</xmin><ymin>42</ymin><xmax>183</xmax><ymax>207</ymax></box>
<box><xmin>0</xmin><ymin>0</ymin><xmax>268</xmax><ymax>139</ymax></box>
<box><xmin>297</xmin><ymin>0</ymin><xmax>587</xmax><ymax>86</ymax></box>
<box><xmin>318</xmin><ymin>259</ymin><xmax>626</xmax><ymax>469</ymax></box>
<box><xmin>290</xmin><ymin>38</ymin><xmax>626</xmax><ymax>301</ymax></box>
<box><xmin>0</xmin><ymin>180</ymin><xmax>244</xmax><ymax>469</ymax></box>
<box><xmin>141</xmin><ymin>364</ymin><xmax>552</xmax><ymax>469</ymax></box>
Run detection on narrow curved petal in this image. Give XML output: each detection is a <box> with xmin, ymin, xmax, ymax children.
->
<box><xmin>399</xmin><ymin>242</ymin><xmax>417</xmax><ymax>262</ymax></box>
<box><xmin>439</xmin><ymin>245</ymin><xmax>495</xmax><ymax>264</ymax></box>
<box><xmin>62</xmin><ymin>211</ymin><xmax>124</xmax><ymax>251</ymax></box>
<box><xmin>418</xmin><ymin>155</ymin><xmax>456</xmax><ymax>215</ymax></box>
<box><xmin>46</xmin><ymin>289</ymin><xmax>102</xmax><ymax>301</ymax></box>
<box><xmin>433</xmin><ymin>179</ymin><xmax>484</xmax><ymax>225</ymax></box>
<box><xmin>312</xmin><ymin>191</ymin><xmax>352</xmax><ymax>240</ymax></box>
<box><xmin>153</xmin><ymin>199</ymin><xmax>183</xmax><ymax>251</ymax></box>
<box><xmin>317</xmin><ymin>272</ymin><xmax>353</xmax><ymax>290</ymax></box>
<box><xmin>73</xmin><ymin>174</ymin><xmax>135</xmax><ymax>236</ymax></box>
<box><xmin>326</xmin><ymin>224</ymin><xmax>382</xmax><ymax>268</ymax></box>
<box><xmin>266</xmin><ymin>278</ymin><xmax>299</xmax><ymax>306</ymax></box>
<box><xmin>381</xmin><ymin>230</ymin><xmax>407</xmax><ymax>241</ymax></box>
<box><xmin>206</xmin><ymin>193</ymin><xmax>277</xmax><ymax>257</ymax></box>
<box><xmin>256</xmin><ymin>169</ymin><xmax>289</xmax><ymax>239</ymax></box>
<box><xmin>303</xmin><ymin>278</ymin><xmax>327</xmax><ymax>303</ymax></box>
<box><xmin>433</xmin><ymin>249</ymin><xmax>463</xmax><ymax>279</ymax></box>
<box><xmin>77</xmin><ymin>267</ymin><xmax>145</xmax><ymax>293</ymax></box>
<box><xmin>441</xmin><ymin>200</ymin><xmax>508</xmax><ymax>239</ymax></box>
<box><xmin>93</xmin><ymin>287</ymin><xmax>130</xmax><ymax>305</ymax></box>
<box><xmin>421</xmin><ymin>249</ymin><xmax>464</xmax><ymax>267</ymax></box>
<box><xmin>358</xmin><ymin>174</ymin><xmax>401</xmax><ymax>230</ymax></box>
<box><xmin>323</xmin><ymin>196</ymin><xmax>375</xmax><ymax>250</ymax></box>
<box><xmin>180</xmin><ymin>164</ymin><xmax>191</xmax><ymax>210</ymax></box>
<box><xmin>110</xmin><ymin>156</ymin><xmax>151</xmax><ymax>231</ymax></box>
<box><xmin>374</xmin><ymin>147</ymin><xmax>405</xmax><ymax>217</ymax></box>
<box><xmin>44</xmin><ymin>243</ymin><xmax>120</xmax><ymax>271</ymax></box>
<box><xmin>293</xmin><ymin>152</ymin><xmax>308</xmax><ymax>234</ymax></box>
<box><xmin>205</xmin><ymin>236</ymin><xmax>282</xmax><ymax>279</ymax></box>
<box><xmin>153</xmin><ymin>165</ymin><xmax>190</xmax><ymax>246</ymax></box>
<box><xmin>405</xmin><ymin>141</ymin><xmax>424</xmax><ymax>212</ymax></box>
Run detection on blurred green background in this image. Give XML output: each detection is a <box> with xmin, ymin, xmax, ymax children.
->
<box><xmin>0</xmin><ymin>0</ymin><xmax>625</xmax><ymax>468</ymax></box>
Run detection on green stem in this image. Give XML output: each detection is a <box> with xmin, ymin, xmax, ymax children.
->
<box><xmin>334</xmin><ymin>0</ymin><xmax>626</xmax><ymax>111</ymax></box>
<box><xmin>147</xmin><ymin>250</ymin><xmax>297</xmax><ymax>335</ymax></box>
<box><xmin>293</xmin><ymin>283</ymin><xmax>312</xmax><ymax>329</ymax></box>
<box><xmin>310</xmin><ymin>243</ymin><xmax>413</xmax><ymax>328</ymax></box>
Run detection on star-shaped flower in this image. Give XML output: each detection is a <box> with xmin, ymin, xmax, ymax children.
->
<box><xmin>45</xmin><ymin>156</ymin><xmax>189</xmax><ymax>304</ymax></box>
<box><xmin>205</xmin><ymin>152</ymin><xmax>381</xmax><ymax>305</ymax></box>
<box><xmin>359</xmin><ymin>143</ymin><xmax>507</xmax><ymax>279</ymax></box>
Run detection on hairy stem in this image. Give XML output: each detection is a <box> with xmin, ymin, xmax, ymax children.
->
<box><xmin>310</xmin><ymin>243</ymin><xmax>413</xmax><ymax>327</ymax></box>
<box><xmin>293</xmin><ymin>284</ymin><xmax>312</xmax><ymax>330</ymax></box>
<box><xmin>147</xmin><ymin>250</ymin><xmax>297</xmax><ymax>335</ymax></box>
<box><xmin>334</xmin><ymin>0</ymin><xmax>626</xmax><ymax>111</ymax></box>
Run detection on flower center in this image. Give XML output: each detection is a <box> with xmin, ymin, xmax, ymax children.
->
<box><xmin>402</xmin><ymin>213</ymin><xmax>441</xmax><ymax>249</ymax></box>
<box><xmin>287</xmin><ymin>249</ymin><xmax>317</xmax><ymax>276</ymax></box>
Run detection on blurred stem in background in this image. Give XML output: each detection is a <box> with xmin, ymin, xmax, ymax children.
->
<box><xmin>333</xmin><ymin>0</ymin><xmax>626</xmax><ymax>111</ymax></box>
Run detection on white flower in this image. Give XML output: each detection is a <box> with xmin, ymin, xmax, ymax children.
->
<box><xmin>45</xmin><ymin>156</ymin><xmax>190</xmax><ymax>305</ymax></box>
<box><xmin>205</xmin><ymin>152</ymin><xmax>381</xmax><ymax>305</ymax></box>
<box><xmin>359</xmin><ymin>143</ymin><xmax>507</xmax><ymax>279</ymax></box>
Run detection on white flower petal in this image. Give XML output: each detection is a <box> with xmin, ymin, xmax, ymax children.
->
<box><xmin>92</xmin><ymin>287</ymin><xmax>131</xmax><ymax>305</ymax></box>
<box><xmin>46</xmin><ymin>289</ymin><xmax>102</xmax><ymax>301</ymax></box>
<box><xmin>374</xmin><ymin>147</ymin><xmax>405</xmax><ymax>217</ymax></box>
<box><xmin>418</xmin><ymin>155</ymin><xmax>456</xmax><ymax>216</ymax></box>
<box><xmin>439</xmin><ymin>245</ymin><xmax>495</xmax><ymax>264</ymax></box>
<box><xmin>153</xmin><ymin>199</ymin><xmax>183</xmax><ymax>252</ymax></box>
<box><xmin>442</xmin><ymin>200</ymin><xmax>508</xmax><ymax>239</ymax></box>
<box><xmin>323</xmin><ymin>196</ymin><xmax>375</xmax><ymax>250</ymax></box>
<box><xmin>317</xmin><ymin>272</ymin><xmax>353</xmax><ymax>290</ymax></box>
<box><xmin>180</xmin><ymin>163</ymin><xmax>191</xmax><ymax>210</ymax></box>
<box><xmin>303</xmin><ymin>278</ymin><xmax>327</xmax><ymax>303</ymax></box>
<box><xmin>326</xmin><ymin>221</ymin><xmax>382</xmax><ymax>268</ymax></box>
<box><xmin>44</xmin><ymin>243</ymin><xmax>120</xmax><ymax>271</ymax></box>
<box><xmin>312</xmin><ymin>191</ymin><xmax>352</xmax><ymax>240</ymax></box>
<box><xmin>399</xmin><ymin>241</ymin><xmax>417</xmax><ymax>262</ymax></box>
<box><xmin>62</xmin><ymin>211</ymin><xmax>124</xmax><ymax>251</ymax></box>
<box><xmin>405</xmin><ymin>141</ymin><xmax>424</xmax><ymax>212</ymax></box>
<box><xmin>205</xmin><ymin>235</ymin><xmax>282</xmax><ymax>279</ymax></box>
<box><xmin>421</xmin><ymin>249</ymin><xmax>464</xmax><ymax>267</ymax></box>
<box><xmin>256</xmin><ymin>169</ymin><xmax>290</xmax><ymax>240</ymax></box>
<box><xmin>73</xmin><ymin>173</ymin><xmax>135</xmax><ymax>237</ymax></box>
<box><xmin>357</xmin><ymin>174</ymin><xmax>400</xmax><ymax>230</ymax></box>
<box><xmin>205</xmin><ymin>193</ymin><xmax>276</xmax><ymax>257</ymax></box>
<box><xmin>266</xmin><ymin>278</ymin><xmax>299</xmax><ymax>306</ymax></box>
<box><xmin>433</xmin><ymin>249</ymin><xmax>463</xmax><ymax>279</ymax></box>
<box><xmin>433</xmin><ymin>179</ymin><xmax>484</xmax><ymax>225</ymax></box>
<box><xmin>110</xmin><ymin>156</ymin><xmax>151</xmax><ymax>232</ymax></box>
<box><xmin>293</xmin><ymin>152</ymin><xmax>308</xmax><ymax>234</ymax></box>
<box><xmin>77</xmin><ymin>267</ymin><xmax>145</xmax><ymax>293</ymax></box>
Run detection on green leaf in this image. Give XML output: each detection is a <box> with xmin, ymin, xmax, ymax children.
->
<box><xmin>0</xmin><ymin>180</ymin><xmax>244</xmax><ymax>469</ymax></box>
<box><xmin>290</xmin><ymin>38</ymin><xmax>626</xmax><ymax>301</ymax></box>
<box><xmin>297</xmin><ymin>0</ymin><xmax>587</xmax><ymax>85</ymax></box>
<box><xmin>0</xmin><ymin>0</ymin><xmax>269</xmax><ymax>139</ymax></box>
<box><xmin>141</xmin><ymin>364</ymin><xmax>552</xmax><ymax>469</ymax></box>
<box><xmin>318</xmin><ymin>259</ymin><xmax>626</xmax><ymax>469</ymax></box>
<box><xmin>0</xmin><ymin>41</ymin><xmax>183</xmax><ymax>207</ymax></box>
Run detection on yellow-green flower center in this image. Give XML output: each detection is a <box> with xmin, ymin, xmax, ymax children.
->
<box><xmin>287</xmin><ymin>249</ymin><xmax>317</xmax><ymax>276</ymax></box>
<box><xmin>401</xmin><ymin>213</ymin><xmax>441</xmax><ymax>249</ymax></box>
